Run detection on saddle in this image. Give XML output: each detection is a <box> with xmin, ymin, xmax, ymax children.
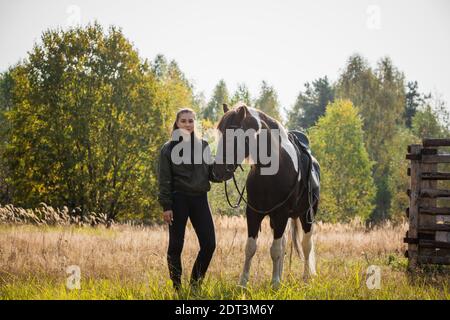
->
<box><xmin>287</xmin><ymin>130</ymin><xmax>320</xmax><ymax>203</ymax></box>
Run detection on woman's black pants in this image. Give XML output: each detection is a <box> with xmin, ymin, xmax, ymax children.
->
<box><xmin>167</xmin><ymin>192</ymin><xmax>216</xmax><ymax>289</ymax></box>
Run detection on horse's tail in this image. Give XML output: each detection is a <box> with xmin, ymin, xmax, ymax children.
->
<box><xmin>288</xmin><ymin>217</ymin><xmax>304</xmax><ymax>271</ymax></box>
<box><xmin>292</xmin><ymin>217</ymin><xmax>304</xmax><ymax>259</ymax></box>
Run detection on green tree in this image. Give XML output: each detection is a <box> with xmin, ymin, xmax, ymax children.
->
<box><xmin>286</xmin><ymin>76</ymin><xmax>335</xmax><ymax>130</ymax></box>
<box><xmin>0</xmin><ymin>70</ymin><xmax>15</xmax><ymax>204</ymax></box>
<box><xmin>386</xmin><ymin>127</ymin><xmax>420</xmax><ymax>222</ymax></box>
<box><xmin>338</xmin><ymin>55</ymin><xmax>406</xmax><ymax>159</ymax></box>
<box><xmin>404</xmin><ymin>81</ymin><xmax>430</xmax><ymax>128</ymax></box>
<box><xmin>336</xmin><ymin>54</ymin><xmax>406</xmax><ymax>221</ymax></box>
<box><xmin>430</xmin><ymin>94</ymin><xmax>450</xmax><ymax>134</ymax></box>
<box><xmin>151</xmin><ymin>54</ymin><xmax>198</xmax><ymax>134</ymax></box>
<box><xmin>202</xmin><ymin>79</ymin><xmax>229</xmax><ymax>122</ymax></box>
<box><xmin>309</xmin><ymin>100</ymin><xmax>376</xmax><ymax>222</ymax></box>
<box><xmin>3</xmin><ymin>23</ymin><xmax>167</xmax><ymax>221</ymax></box>
<box><xmin>255</xmin><ymin>81</ymin><xmax>281</xmax><ymax>121</ymax></box>
<box><xmin>151</xmin><ymin>54</ymin><xmax>169</xmax><ymax>80</ymax></box>
<box><xmin>230</xmin><ymin>83</ymin><xmax>251</xmax><ymax>106</ymax></box>
<box><xmin>412</xmin><ymin>104</ymin><xmax>446</xmax><ymax>139</ymax></box>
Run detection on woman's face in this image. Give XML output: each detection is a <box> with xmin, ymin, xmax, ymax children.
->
<box><xmin>176</xmin><ymin>112</ymin><xmax>195</xmax><ymax>134</ymax></box>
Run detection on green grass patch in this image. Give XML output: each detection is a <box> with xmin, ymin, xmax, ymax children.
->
<box><xmin>1</xmin><ymin>257</ymin><xmax>448</xmax><ymax>300</ymax></box>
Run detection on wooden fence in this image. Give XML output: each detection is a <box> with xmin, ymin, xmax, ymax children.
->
<box><xmin>404</xmin><ymin>138</ymin><xmax>450</xmax><ymax>268</ymax></box>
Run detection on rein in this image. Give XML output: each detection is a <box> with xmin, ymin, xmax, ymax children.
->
<box><xmin>224</xmin><ymin>144</ymin><xmax>302</xmax><ymax>215</ymax></box>
<box><xmin>224</xmin><ymin>166</ymin><xmax>302</xmax><ymax>215</ymax></box>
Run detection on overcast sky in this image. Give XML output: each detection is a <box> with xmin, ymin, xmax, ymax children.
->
<box><xmin>1</xmin><ymin>0</ymin><xmax>449</xmax><ymax>119</ymax></box>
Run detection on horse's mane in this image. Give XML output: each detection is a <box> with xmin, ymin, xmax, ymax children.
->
<box><xmin>230</xmin><ymin>102</ymin><xmax>286</xmax><ymax>132</ymax></box>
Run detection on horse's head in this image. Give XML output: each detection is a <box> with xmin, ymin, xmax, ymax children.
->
<box><xmin>211</xmin><ymin>102</ymin><xmax>262</xmax><ymax>181</ymax></box>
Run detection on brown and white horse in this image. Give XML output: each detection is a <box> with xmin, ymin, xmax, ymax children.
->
<box><xmin>212</xmin><ymin>102</ymin><xmax>318</xmax><ymax>289</ymax></box>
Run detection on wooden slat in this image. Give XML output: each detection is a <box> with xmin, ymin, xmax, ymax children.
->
<box><xmin>419</xmin><ymin>206</ymin><xmax>450</xmax><ymax>215</ymax></box>
<box><xmin>406</xmin><ymin>154</ymin><xmax>421</xmax><ymax>161</ymax></box>
<box><xmin>423</xmin><ymin>138</ymin><xmax>450</xmax><ymax>147</ymax></box>
<box><xmin>407</xmin><ymin>144</ymin><xmax>421</xmax><ymax>269</ymax></box>
<box><xmin>404</xmin><ymin>237</ymin><xmax>418</xmax><ymax>244</ymax></box>
<box><xmin>419</xmin><ymin>224</ymin><xmax>450</xmax><ymax>232</ymax></box>
<box><xmin>420</xmin><ymin>247</ymin><xmax>450</xmax><ymax>258</ymax></box>
<box><xmin>418</xmin><ymin>255</ymin><xmax>450</xmax><ymax>265</ymax></box>
<box><xmin>420</xmin><ymin>188</ymin><xmax>450</xmax><ymax>198</ymax></box>
<box><xmin>421</xmin><ymin>148</ymin><xmax>438</xmax><ymax>155</ymax></box>
<box><xmin>405</xmin><ymin>238</ymin><xmax>450</xmax><ymax>248</ymax></box>
<box><xmin>418</xmin><ymin>239</ymin><xmax>450</xmax><ymax>249</ymax></box>
<box><xmin>422</xmin><ymin>154</ymin><xmax>450</xmax><ymax>163</ymax></box>
<box><xmin>418</xmin><ymin>231</ymin><xmax>436</xmax><ymax>239</ymax></box>
<box><xmin>436</xmin><ymin>231</ymin><xmax>450</xmax><ymax>243</ymax></box>
<box><xmin>421</xmin><ymin>172</ymin><xmax>450</xmax><ymax>180</ymax></box>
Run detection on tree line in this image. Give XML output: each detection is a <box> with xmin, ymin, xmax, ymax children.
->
<box><xmin>0</xmin><ymin>23</ymin><xmax>448</xmax><ymax>223</ymax></box>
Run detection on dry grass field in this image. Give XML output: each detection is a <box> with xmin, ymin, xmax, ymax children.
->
<box><xmin>0</xmin><ymin>215</ymin><xmax>449</xmax><ymax>299</ymax></box>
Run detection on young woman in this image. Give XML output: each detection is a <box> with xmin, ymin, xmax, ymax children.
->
<box><xmin>158</xmin><ymin>108</ymin><xmax>221</xmax><ymax>291</ymax></box>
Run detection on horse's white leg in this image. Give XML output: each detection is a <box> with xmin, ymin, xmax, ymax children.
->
<box><xmin>270</xmin><ymin>237</ymin><xmax>283</xmax><ymax>289</ymax></box>
<box><xmin>302</xmin><ymin>226</ymin><xmax>316</xmax><ymax>281</ymax></box>
<box><xmin>239</xmin><ymin>237</ymin><xmax>257</xmax><ymax>287</ymax></box>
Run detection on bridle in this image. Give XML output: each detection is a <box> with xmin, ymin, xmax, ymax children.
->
<box><xmin>222</xmin><ymin>124</ymin><xmax>245</xmax><ymax>176</ymax></box>
<box><xmin>216</xmin><ymin>124</ymin><xmax>303</xmax><ymax>215</ymax></box>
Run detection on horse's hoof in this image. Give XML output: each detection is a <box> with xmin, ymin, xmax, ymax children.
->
<box><xmin>303</xmin><ymin>272</ymin><xmax>316</xmax><ymax>283</ymax></box>
<box><xmin>271</xmin><ymin>280</ymin><xmax>281</xmax><ymax>290</ymax></box>
<box><xmin>237</xmin><ymin>284</ymin><xmax>248</xmax><ymax>291</ymax></box>
<box><xmin>239</xmin><ymin>277</ymin><xmax>248</xmax><ymax>288</ymax></box>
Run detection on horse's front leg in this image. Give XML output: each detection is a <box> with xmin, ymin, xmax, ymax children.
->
<box><xmin>239</xmin><ymin>236</ymin><xmax>257</xmax><ymax>287</ymax></box>
<box><xmin>239</xmin><ymin>209</ymin><xmax>263</xmax><ymax>288</ymax></box>
<box><xmin>270</xmin><ymin>236</ymin><xmax>284</xmax><ymax>289</ymax></box>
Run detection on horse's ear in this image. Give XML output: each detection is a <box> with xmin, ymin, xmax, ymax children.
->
<box><xmin>223</xmin><ymin>103</ymin><xmax>229</xmax><ymax>113</ymax></box>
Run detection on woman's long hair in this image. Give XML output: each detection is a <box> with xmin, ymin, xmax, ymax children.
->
<box><xmin>171</xmin><ymin>108</ymin><xmax>199</xmax><ymax>139</ymax></box>
<box><xmin>170</xmin><ymin>108</ymin><xmax>200</xmax><ymax>140</ymax></box>
<box><xmin>169</xmin><ymin>108</ymin><xmax>201</xmax><ymax>160</ymax></box>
